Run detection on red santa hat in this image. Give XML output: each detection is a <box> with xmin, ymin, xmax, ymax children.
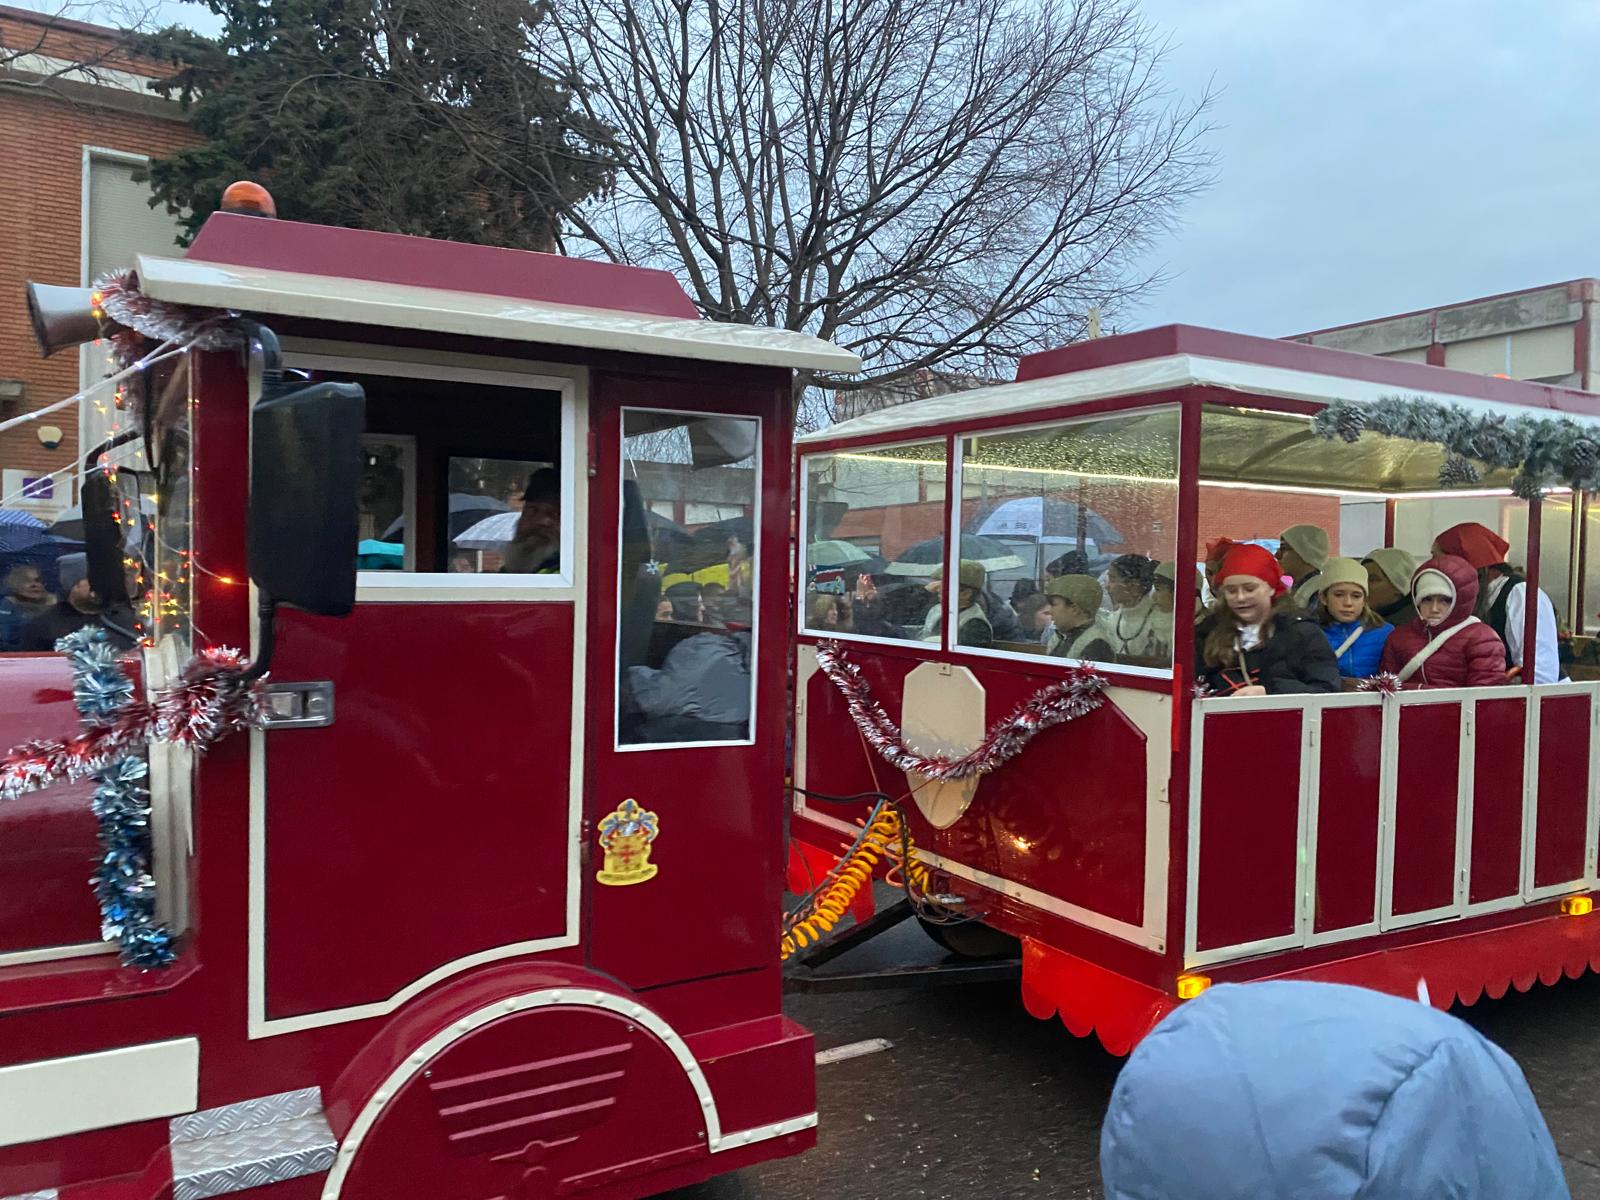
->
<box><xmin>1216</xmin><ymin>543</ymin><xmax>1287</xmax><ymax>597</ymax></box>
<box><xmin>1434</xmin><ymin>522</ymin><xmax>1510</xmax><ymax>570</ymax></box>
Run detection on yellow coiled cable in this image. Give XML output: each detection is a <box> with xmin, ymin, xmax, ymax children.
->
<box><xmin>781</xmin><ymin>803</ymin><xmax>931</xmax><ymax>960</ymax></box>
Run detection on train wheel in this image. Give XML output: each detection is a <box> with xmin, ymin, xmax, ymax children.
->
<box><xmin>916</xmin><ymin>916</ymin><xmax>1020</xmax><ymax>960</ymax></box>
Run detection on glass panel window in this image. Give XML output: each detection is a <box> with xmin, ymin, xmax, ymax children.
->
<box><xmin>328</xmin><ymin>369</ymin><xmax>568</xmax><ymax>583</ymax></box>
<box><xmin>954</xmin><ymin>408</ymin><xmax>1181</xmax><ymax>670</ymax></box>
<box><xmin>617</xmin><ymin>410</ymin><xmax>759</xmax><ymax>747</ymax></box>
<box><xmin>799</xmin><ymin>440</ymin><xmax>948</xmax><ymax>643</ymax></box>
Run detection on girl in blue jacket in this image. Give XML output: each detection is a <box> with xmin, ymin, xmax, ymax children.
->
<box><xmin>1315</xmin><ymin>557</ymin><xmax>1393</xmax><ymax>680</ymax></box>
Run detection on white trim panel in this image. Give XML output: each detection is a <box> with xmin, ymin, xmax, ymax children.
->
<box><xmin>137</xmin><ymin>254</ymin><xmax>859</xmax><ymax>374</ymax></box>
<box><xmin>318</xmin><ymin>989</ymin><xmax>816</xmax><ymax>1200</ymax></box>
<box><xmin>0</xmin><ymin>1039</ymin><xmax>198</xmax><ymax>1149</ymax></box>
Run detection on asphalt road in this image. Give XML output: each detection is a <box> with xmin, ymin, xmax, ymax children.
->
<box><xmin>666</xmin><ymin>920</ymin><xmax>1600</xmax><ymax>1199</ymax></box>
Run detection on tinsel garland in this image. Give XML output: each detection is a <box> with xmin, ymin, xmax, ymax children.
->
<box><xmin>1313</xmin><ymin>395</ymin><xmax>1600</xmax><ymax>499</ymax></box>
<box><xmin>93</xmin><ymin>269</ymin><xmax>243</xmax><ymax>367</ymax></box>
<box><xmin>1</xmin><ymin>638</ymin><xmax>264</xmax><ymax>801</ymax></box>
<box><xmin>1357</xmin><ymin>671</ymin><xmax>1403</xmax><ymax>695</ymax></box>
<box><xmin>0</xmin><ymin>630</ymin><xmax>264</xmax><ymax>968</ymax></box>
<box><xmin>813</xmin><ymin>640</ymin><xmax>1106</xmax><ymax>781</ymax></box>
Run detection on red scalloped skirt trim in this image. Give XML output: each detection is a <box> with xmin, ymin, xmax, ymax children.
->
<box><xmin>1022</xmin><ymin>911</ymin><xmax>1600</xmax><ymax>1056</ymax></box>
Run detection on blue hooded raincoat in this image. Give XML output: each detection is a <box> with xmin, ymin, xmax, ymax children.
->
<box><xmin>1101</xmin><ymin>981</ymin><xmax>1569</xmax><ymax>1199</ymax></box>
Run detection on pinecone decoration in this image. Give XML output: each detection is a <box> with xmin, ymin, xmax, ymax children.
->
<box><xmin>1512</xmin><ymin>471</ymin><xmax>1546</xmax><ymax>501</ymax></box>
<box><xmin>1438</xmin><ymin>454</ymin><xmax>1480</xmax><ymax>488</ymax></box>
<box><xmin>1330</xmin><ymin>402</ymin><xmax>1367</xmax><ymax>443</ymax></box>
<box><xmin>1567</xmin><ymin>437</ymin><xmax>1600</xmax><ymax>487</ymax></box>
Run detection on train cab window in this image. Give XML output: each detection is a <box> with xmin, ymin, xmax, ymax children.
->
<box><xmin>952</xmin><ymin>409</ymin><xmax>1180</xmax><ymax>672</ymax></box>
<box><xmin>798</xmin><ymin>439</ymin><xmax>949</xmax><ymax>644</ymax></box>
<box><xmin>617</xmin><ymin>409</ymin><xmax>759</xmax><ymax>748</ymax></box>
<box><xmin>314</xmin><ymin>368</ymin><xmax>572</xmax><ymax>587</ymax></box>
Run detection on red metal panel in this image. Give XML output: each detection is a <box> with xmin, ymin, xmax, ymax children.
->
<box><xmin>0</xmin><ymin>655</ymin><xmax>103</xmax><ymax>954</ymax></box>
<box><xmin>981</xmin><ymin>677</ymin><xmax>1147</xmax><ymax>926</ymax></box>
<box><xmin>1470</xmin><ymin>696</ymin><xmax>1527</xmax><ymax>905</ymax></box>
<box><xmin>1391</xmin><ymin>702</ymin><xmax>1462</xmax><ymax>916</ymax></box>
<box><xmin>337</xmin><ymin>1006</ymin><xmax>708</xmax><ymax>1200</ymax></box>
<box><xmin>187</xmin><ymin>212</ymin><xmax>701</xmax><ymax>318</ymax></box>
<box><xmin>803</xmin><ymin>657</ymin><xmax>899</xmax><ymax>804</ymax></box>
<box><xmin>263</xmin><ymin>603</ymin><xmax>574</xmax><ymax>1019</ymax></box>
<box><xmin>1534</xmin><ymin>692</ymin><xmax>1592</xmax><ymax>889</ymax></box>
<box><xmin>1195</xmin><ymin>707</ymin><xmax>1302</xmax><ymax>952</ymax></box>
<box><xmin>584</xmin><ymin>372</ymin><xmax>792</xmax><ymax>992</ymax></box>
<box><xmin>1312</xmin><ymin>705</ymin><xmax>1383</xmax><ymax>935</ymax></box>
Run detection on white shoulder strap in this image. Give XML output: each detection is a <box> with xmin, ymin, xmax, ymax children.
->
<box><xmin>1396</xmin><ymin>616</ymin><xmax>1480</xmax><ymax>684</ymax></box>
<box><xmin>1333</xmin><ymin>626</ymin><xmax>1365</xmax><ymax>659</ymax></box>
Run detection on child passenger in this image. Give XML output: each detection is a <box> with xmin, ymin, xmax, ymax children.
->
<box><xmin>1316</xmin><ymin>557</ymin><xmax>1392</xmax><ymax>680</ymax></box>
<box><xmin>1195</xmin><ymin>543</ymin><xmax>1339</xmax><ymax>696</ymax></box>
<box><xmin>1377</xmin><ymin>555</ymin><xmax>1505</xmax><ymax>688</ymax></box>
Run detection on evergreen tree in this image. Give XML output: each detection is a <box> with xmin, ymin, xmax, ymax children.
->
<box><xmin>136</xmin><ymin>0</ymin><xmax>612</xmax><ymax>249</ymax></box>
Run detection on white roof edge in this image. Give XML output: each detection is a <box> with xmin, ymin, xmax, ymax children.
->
<box><xmin>135</xmin><ymin>254</ymin><xmax>861</xmax><ymax>375</ymax></box>
<box><xmin>796</xmin><ymin>353</ymin><xmax>1600</xmax><ymax>446</ymax></box>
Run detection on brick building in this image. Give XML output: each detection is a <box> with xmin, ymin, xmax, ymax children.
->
<box><xmin>0</xmin><ymin>5</ymin><xmax>195</xmax><ymax>519</ymax></box>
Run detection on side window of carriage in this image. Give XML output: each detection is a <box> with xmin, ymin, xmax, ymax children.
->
<box><xmin>798</xmin><ymin>439</ymin><xmax>950</xmax><ymax>644</ymax></box>
<box><xmin>616</xmin><ymin>409</ymin><xmax>760</xmax><ymax>748</ymax></box>
<box><xmin>951</xmin><ymin>408</ymin><xmax>1181</xmax><ymax>673</ymax></box>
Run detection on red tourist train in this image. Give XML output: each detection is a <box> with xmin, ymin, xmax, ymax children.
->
<box><xmin>0</xmin><ymin>209</ymin><xmax>854</xmax><ymax>1198</ymax></box>
<box><xmin>790</xmin><ymin>325</ymin><xmax>1600</xmax><ymax>1054</ymax></box>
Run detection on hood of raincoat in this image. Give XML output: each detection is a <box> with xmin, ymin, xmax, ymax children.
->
<box><xmin>1101</xmin><ymin>981</ymin><xmax>1569</xmax><ymax>1200</ymax></box>
<box><xmin>1411</xmin><ymin>552</ymin><xmax>1479</xmax><ymax>629</ymax></box>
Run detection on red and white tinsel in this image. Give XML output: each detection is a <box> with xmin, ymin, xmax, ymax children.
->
<box><xmin>813</xmin><ymin>640</ymin><xmax>1107</xmax><ymax>782</ymax></box>
<box><xmin>1357</xmin><ymin>671</ymin><xmax>1403</xmax><ymax>695</ymax></box>
<box><xmin>0</xmin><ymin>647</ymin><xmax>264</xmax><ymax>800</ymax></box>
<box><xmin>94</xmin><ymin>269</ymin><xmax>243</xmax><ymax>367</ymax></box>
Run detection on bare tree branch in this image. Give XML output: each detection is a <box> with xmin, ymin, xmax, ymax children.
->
<box><xmin>510</xmin><ymin>0</ymin><xmax>1213</xmax><ymax>424</ymax></box>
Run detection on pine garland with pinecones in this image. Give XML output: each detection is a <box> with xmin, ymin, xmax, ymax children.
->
<box><xmin>1312</xmin><ymin>395</ymin><xmax>1600</xmax><ymax>497</ymax></box>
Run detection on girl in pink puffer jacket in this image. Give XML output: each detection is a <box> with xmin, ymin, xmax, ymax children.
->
<box><xmin>1377</xmin><ymin>553</ymin><xmax>1506</xmax><ymax>688</ymax></box>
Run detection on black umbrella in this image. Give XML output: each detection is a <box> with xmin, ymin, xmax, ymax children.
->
<box><xmin>885</xmin><ymin>535</ymin><xmax>1026</xmax><ymax>576</ymax></box>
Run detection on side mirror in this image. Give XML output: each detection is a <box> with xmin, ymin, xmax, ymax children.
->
<box><xmin>249</xmin><ymin>380</ymin><xmax>366</xmax><ymax>617</ymax></box>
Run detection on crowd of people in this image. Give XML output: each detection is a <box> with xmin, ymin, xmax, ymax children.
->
<box><xmin>808</xmin><ymin>518</ymin><xmax>1563</xmax><ymax>698</ymax></box>
<box><xmin>0</xmin><ymin>554</ymin><xmax>114</xmax><ymax>652</ymax></box>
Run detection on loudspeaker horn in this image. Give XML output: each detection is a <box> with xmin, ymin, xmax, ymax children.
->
<box><xmin>24</xmin><ymin>282</ymin><xmax>125</xmax><ymax>358</ymax></box>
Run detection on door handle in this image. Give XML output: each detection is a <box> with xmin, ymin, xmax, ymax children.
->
<box><xmin>261</xmin><ymin>681</ymin><xmax>335</xmax><ymax>729</ymax></box>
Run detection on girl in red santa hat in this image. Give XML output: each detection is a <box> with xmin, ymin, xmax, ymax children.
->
<box><xmin>1195</xmin><ymin>543</ymin><xmax>1340</xmax><ymax>696</ymax></box>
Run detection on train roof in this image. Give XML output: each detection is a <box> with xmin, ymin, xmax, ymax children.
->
<box><xmin>136</xmin><ymin>213</ymin><xmax>859</xmax><ymax>374</ymax></box>
<box><xmin>799</xmin><ymin>324</ymin><xmax>1600</xmax><ymax>447</ymax></box>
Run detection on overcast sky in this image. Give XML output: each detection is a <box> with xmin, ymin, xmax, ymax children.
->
<box><xmin>22</xmin><ymin>0</ymin><xmax>1598</xmax><ymax>339</ymax></box>
<box><xmin>1126</xmin><ymin>0</ymin><xmax>1600</xmax><ymax>336</ymax></box>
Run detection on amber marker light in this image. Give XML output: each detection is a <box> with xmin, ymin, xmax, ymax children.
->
<box><xmin>1560</xmin><ymin>895</ymin><xmax>1593</xmax><ymax>917</ymax></box>
<box><xmin>1175</xmin><ymin>973</ymin><xmax>1211</xmax><ymax>1000</ymax></box>
<box><xmin>219</xmin><ymin>180</ymin><xmax>277</xmax><ymax>218</ymax></box>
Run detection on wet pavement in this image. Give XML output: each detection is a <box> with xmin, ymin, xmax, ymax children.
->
<box><xmin>666</xmin><ymin>918</ymin><xmax>1600</xmax><ymax>1199</ymax></box>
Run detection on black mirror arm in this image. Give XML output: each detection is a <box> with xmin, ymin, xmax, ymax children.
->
<box><xmin>240</xmin><ymin>591</ymin><xmax>277</xmax><ymax>684</ymax></box>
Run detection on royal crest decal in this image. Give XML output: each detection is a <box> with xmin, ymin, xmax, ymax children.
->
<box><xmin>596</xmin><ymin>798</ymin><xmax>660</xmax><ymax>886</ymax></box>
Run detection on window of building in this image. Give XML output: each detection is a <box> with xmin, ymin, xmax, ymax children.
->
<box><xmin>951</xmin><ymin>408</ymin><xmax>1181</xmax><ymax>672</ymax></box>
<box><xmin>798</xmin><ymin>439</ymin><xmax>949</xmax><ymax>644</ymax></box>
<box><xmin>617</xmin><ymin>410</ymin><xmax>759</xmax><ymax>748</ymax></box>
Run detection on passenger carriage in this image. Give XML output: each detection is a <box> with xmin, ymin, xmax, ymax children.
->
<box><xmin>0</xmin><ymin>206</ymin><xmax>855</xmax><ymax>1199</ymax></box>
<box><xmin>791</xmin><ymin>325</ymin><xmax>1600</xmax><ymax>1053</ymax></box>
